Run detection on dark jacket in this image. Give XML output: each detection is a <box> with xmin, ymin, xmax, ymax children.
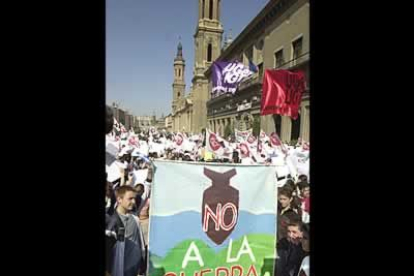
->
<box><xmin>106</xmin><ymin>211</ymin><xmax>145</xmax><ymax>276</ymax></box>
<box><xmin>276</xmin><ymin>238</ymin><xmax>307</xmax><ymax>276</ymax></box>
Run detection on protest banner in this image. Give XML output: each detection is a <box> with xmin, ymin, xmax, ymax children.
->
<box><xmin>148</xmin><ymin>160</ymin><xmax>277</xmax><ymax>276</ymax></box>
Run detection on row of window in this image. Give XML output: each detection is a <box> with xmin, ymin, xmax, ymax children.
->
<box><xmin>274</xmin><ymin>37</ymin><xmax>303</xmax><ymax>68</ymax></box>
<box><xmin>204</xmin><ymin>38</ymin><xmax>302</xmax><ymax>87</ymax></box>
<box><xmin>175</xmin><ymin>68</ymin><xmax>182</xmax><ymax>78</ymax></box>
<box><xmin>205</xmin><ymin>37</ymin><xmax>263</xmax><ymax>64</ymax></box>
<box><xmin>230</xmin><ymin>36</ymin><xmax>303</xmax><ymax>70</ymax></box>
<box><xmin>236</xmin><ymin>39</ymin><xmax>263</xmax><ymax>64</ymax></box>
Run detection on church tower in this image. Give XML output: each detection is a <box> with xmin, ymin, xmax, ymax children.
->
<box><xmin>194</xmin><ymin>0</ymin><xmax>223</xmax><ymax>77</ymax></box>
<box><xmin>172</xmin><ymin>41</ymin><xmax>186</xmax><ymax>114</ymax></box>
<box><xmin>192</xmin><ymin>0</ymin><xmax>223</xmax><ymax>131</ymax></box>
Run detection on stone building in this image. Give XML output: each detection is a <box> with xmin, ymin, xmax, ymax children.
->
<box><xmin>204</xmin><ymin>0</ymin><xmax>310</xmax><ymax>142</ymax></box>
<box><xmin>171</xmin><ymin>0</ymin><xmax>223</xmax><ymax>133</ymax></box>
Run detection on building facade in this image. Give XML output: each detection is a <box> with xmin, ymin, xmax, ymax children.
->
<box><xmin>124</xmin><ymin>113</ymin><xmax>133</xmax><ymax>130</ymax></box>
<box><xmin>135</xmin><ymin>116</ymin><xmax>154</xmax><ymax>131</ymax></box>
<box><xmin>165</xmin><ymin>114</ymin><xmax>173</xmax><ymax>131</ymax></box>
<box><xmin>171</xmin><ymin>0</ymin><xmax>223</xmax><ymax>133</ymax></box>
<box><xmin>155</xmin><ymin>117</ymin><xmax>166</xmax><ymax>131</ymax></box>
<box><xmin>205</xmin><ymin>0</ymin><xmax>310</xmax><ymax>142</ymax></box>
<box><xmin>111</xmin><ymin>103</ymin><xmax>126</xmax><ymax>126</ymax></box>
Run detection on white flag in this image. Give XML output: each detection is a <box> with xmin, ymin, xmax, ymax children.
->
<box><xmin>205</xmin><ymin>129</ymin><xmax>231</xmax><ymax>158</ymax></box>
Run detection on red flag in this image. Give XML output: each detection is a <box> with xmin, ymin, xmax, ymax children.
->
<box><xmin>260</xmin><ymin>69</ymin><xmax>305</xmax><ymax>119</ymax></box>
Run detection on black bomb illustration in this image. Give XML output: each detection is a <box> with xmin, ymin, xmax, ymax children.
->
<box><xmin>202</xmin><ymin>167</ymin><xmax>239</xmax><ymax>245</ymax></box>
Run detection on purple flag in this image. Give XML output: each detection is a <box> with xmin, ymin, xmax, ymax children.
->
<box><xmin>211</xmin><ymin>61</ymin><xmax>254</xmax><ymax>97</ymax></box>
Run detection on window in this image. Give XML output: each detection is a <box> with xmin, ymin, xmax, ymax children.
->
<box><xmin>177</xmin><ymin>92</ymin><xmax>181</xmax><ymax>98</ymax></box>
<box><xmin>202</xmin><ymin>0</ymin><xmax>205</xmax><ymax>18</ymax></box>
<box><xmin>257</xmin><ymin>39</ymin><xmax>264</xmax><ymax>51</ymax></box>
<box><xmin>209</xmin><ymin>0</ymin><xmax>214</xmax><ymax>19</ymax></box>
<box><xmin>245</xmin><ymin>46</ymin><xmax>253</xmax><ymax>62</ymax></box>
<box><xmin>274</xmin><ymin>49</ymin><xmax>284</xmax><ymax>68</ymax></box>
<box><xmin>255</xmin><ymin>39</ymin><xmax>264</xmax><ymax>63</ymax></box>
<box><xmin>292</xmin><ymin>37</ymin><xmax>303</xmax><ymax>60</ymax></box>
<box><xmin>207</xmin><ymin>43</ymin><xmax>212</xmax><ymax>62</ymax></box>
<box><xmin>179</xmin><ymin>69</ymin><xmax>181</xmax><ymax>77</ymax></box>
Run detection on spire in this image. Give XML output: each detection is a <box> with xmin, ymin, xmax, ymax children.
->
<box><xmin>176</xmin><ymin>36</ymin><xmax>183</xmax><ymax>59</ymax></box>
<box><xmin>223</xmin><ymin>29</ymin><xmax>233</xmax><ymax>50</ymax></box>
<box><xmin>227</xmin><ymin>28</ymin><xmax>233</xmax><ymax>44</ymax></box>
<box><xmin>175</xmin><ymin>36</ymin><xmax>185</xmax><ymax>62</ymax></box>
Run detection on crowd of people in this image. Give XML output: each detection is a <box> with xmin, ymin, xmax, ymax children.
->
<box><xmin>276</xmin><ymin>175</ymin><xmax>310</xmax><ymax>276</ymax></box>
<box><xmin>105</xmin><ymin>107</ymin><xmax>310</xmax><ymax>276</ymax></box>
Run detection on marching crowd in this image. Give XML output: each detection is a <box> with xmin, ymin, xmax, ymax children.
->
<box><xmin>105</xmin><ymin>107</ymin><xmax>310</xmax><ymax>276</ymax></box>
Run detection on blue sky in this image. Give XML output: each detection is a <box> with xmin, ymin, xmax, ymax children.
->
<box><xmin>106</xmin><ymin>0</ymin><xmax>269</xmax><ymax>117</ymax></box>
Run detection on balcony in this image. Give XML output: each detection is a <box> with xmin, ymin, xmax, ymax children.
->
<box><xmin>207</xmin><ymin>95</ymin><xmax>262</xmax><ymax>118</ymax></box>
<box><xmin>238</xmin><ymin>73</ymin><xmax>262</xmax><ymax>91</ymax></box>
<box><xmin>276</xmin><ymin>52</ymin><xmax>310</xmax><ymax>70</ymax></box>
